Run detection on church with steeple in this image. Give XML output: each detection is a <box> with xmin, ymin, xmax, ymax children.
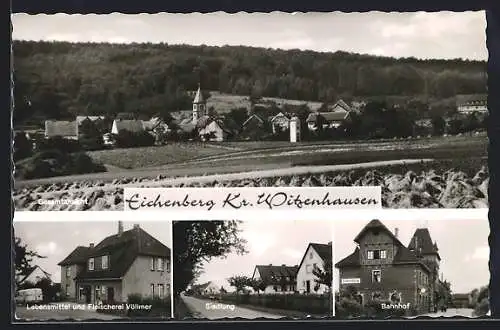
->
<box><xmin>192</xmin><ymin>83</ymin><xmax>207</xmax><ymax>123</ymax></box>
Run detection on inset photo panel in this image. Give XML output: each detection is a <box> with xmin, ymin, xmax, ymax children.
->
<box><xmin>172</xmin><ymin>220</ymin><xmax>334</xmax><ymax>320</ymax></box>
<box><xmin>333</xmin><ymin>217</ymin><xmax>490</xmax><ymax>319</ymax></box>
<box><xmin>12</xmin><ymin>220</ymin><xmax>173</xmax><ymax>321</ymax></box>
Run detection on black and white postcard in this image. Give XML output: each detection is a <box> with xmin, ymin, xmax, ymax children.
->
<box><xmin>11</xmin><ymin>11</ymin><xmax>488</xmax><ymax>211</ymax></box>
<box><xmin>172</xmin><ymin>220</ymin><xmax>333</xmax><ymax>319</ymax></box>
<box><xmin>13</xmin><ymin>221</ymin><xmax>173</xmax><ymax>321</ymax></box>
<box><xmin>334</xmin><ymin>218</ymin><xmax>490</xmax><ymax>319</ymax></box>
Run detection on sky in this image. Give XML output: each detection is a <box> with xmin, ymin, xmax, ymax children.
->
<box><xmin>11</xmin><ymin>11</ymin><xmax>487</xmax><ymax>61</ymax></box>
<box><xmin>191</xmin><ymin>220</ymin><xmax>334</xmax><ymax>292</ymax></box>
<box><xmin>13</xmin><ymin>221</ymin><xmax>172</xmax><ymax>284</ymax></box>
<box><xmin>333</xmin><ymin>218</ymin><xmax>490</xmax><ymax>294</ymax></box>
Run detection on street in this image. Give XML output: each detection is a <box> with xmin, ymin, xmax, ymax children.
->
<box><xmin>14</xmin><ymin>302</ymin><xmax>124</xmax><ymax>321</ymax></box>
<box><xmin>180</xmin><ymin>295</ymin><xmax>285</xmax><ymax>320</ymax></box>
<box><xmin>408</xmin><ymin>308</ymin><xmax>477</xmax><ymax>319</ymax></box>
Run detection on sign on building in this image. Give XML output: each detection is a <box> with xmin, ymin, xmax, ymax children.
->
<box><xmin>341</xmin><ymin>278</ymin><xmax>361</xmax><ymax>284</ymax></box>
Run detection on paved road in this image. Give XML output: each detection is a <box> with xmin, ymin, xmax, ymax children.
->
<box><xmin>181</xmin><ymin>295</ymin><xmax>284</xmax><ymax>320</ymax></box>
<box><xmin>413</xmin><ymin>308</ymin><xmax>476</xmax><ymax>318</ymax></box>
<box><xmin>14</xmin><ymin>302</ymin><xmax>123</xmax><ymax>321</ymax></box>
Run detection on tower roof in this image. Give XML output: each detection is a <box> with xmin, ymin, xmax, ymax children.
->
<box><xmin>193</xmin><ymin>84</ymin><xmax>204</xmax><ymax>103</ymax></box>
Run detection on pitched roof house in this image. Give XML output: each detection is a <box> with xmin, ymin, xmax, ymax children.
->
<box><xmin>16</xmin><ymin>266</ymin><xmax>52</xmax><ymax>286</ymax></box>
<box><xmin>252</xmin><ymin>264</ymin><xmax>299</xmax><ymax>294</ymax></box>
<box><xmin>111</xmin><ymin>119</ymin><xmax>145</xmax><ymax>135</ymax></box>
<box><xmin>296</xmin><ymin>242</ymin><xmax>332</xmax><ymax>294</ymax></box>
<box><xmin>335</xmin><ymin>219</ymin><xmax>441</xmax><ymax>314</ymax></box>
<box><xmin>456</xmin><ymin>94</ymin><xmax>488</xmax><ymax>114</ymax></box>
<box><xmin>44</xmin><ymin>120</ymin><xmax>78</xmax><ymax>139</ymax></box>
<box><xmin>270</xmin><ymin>112</ymin><xmax>291</xmax><ymax>134</ymax></box>
<box><xmin>76</xmin><ymin>116</ymin><xmax>106</xmax><ymax>125</ymax></box>
<box><xmin>58</xmin><ymin>222</ymin><xmax>171</xmax><ymax>304</ymax></box>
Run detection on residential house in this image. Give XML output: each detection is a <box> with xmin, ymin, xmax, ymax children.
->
<box><xmin>306</xmin><ymin>100</ymin><xmax>352</xmax><ymax>131</ymax></box>
<box><xmin>456</xmin><ymin>94</ymin><xmax>488</xmax><ymax>114</ymax></box>
<box><xmin>201</xmin><ymin>282</ymin><xmax>220</xmax><ymax>296</ymax></box>
<box><xmin>77</xmin><ymin>116</ymin><xmax>107</xmax><ymax>139</ymax></box>
<box><xmin>335</xmin><ymin>219</ymin><xmax>441</xmax><ymax>314</ymax></box>
<box><xmin>452</xmin><ymin>293</ymin><xmax>471</xmax><ymax>308</ymax></box>
<box><xmin>58</xmin><ymin>222</ymin><xmax>171</xmax><ymax>304</ymax></box>
<box><xmin>111</xmin><ymin>119</ymin><xmax>145</xmax><ymax>135</ymax></box>
<box><xmin>44</xmin><ymin>120</ymin><xmax>78</xmax><ymax>140</ymax></box>
<box><xmin>17</xmin><ymin>266</ymin><xmax>52</xmax><ymax>286</ymax></box>
<box><xmin>296</xmin><ymin>242</ymin><xmax>332</xmax><ymax>294</ymax></box>
<box><xmin>270</xmin><ymin>112</ymin><xmax>291</xmax><ymax>134</ymax></box>
<box><xmin>251</xmin><ymin>264</ymin><xmax>298</xmax><ymax>294</ymax></box>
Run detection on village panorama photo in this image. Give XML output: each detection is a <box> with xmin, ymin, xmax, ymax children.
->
<box><xmin>172</xmin><ymin>220</ymin><xmax>333</xmax><ymax>319</ymax></box>
<box><xmin>11</xmin><ymin>11</ymin><xmax>488</xmax><ymax>211</ymax></box>
<box><xmin>334</xmin><ymin>218</ymin><xmax>490</xmax><ymax>319</ymax></box>
<box><xmin>12</xmin><ymin>221</ymin><xmax>173</xmax><ymax>322</ymax></box>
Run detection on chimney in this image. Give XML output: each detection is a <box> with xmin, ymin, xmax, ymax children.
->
<box><xmin>394</xmin><ymin>228</ymin><xmax>399</xmax><ymax>238</ymax></box>
<box><xmin>118</xmin><ymin>221</ymin><xmax>124</xmax><ymax>235</ymax></box>
<box><xmin>89</xmin><ymin>243</ymin><xmax>94</xmax><ymax>248</ymax></box>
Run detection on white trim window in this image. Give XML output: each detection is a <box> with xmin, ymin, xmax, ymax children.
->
<box><xmin>102</xmin><ymin>255</ymin><xmax>109</xmax><ymax>270</ymax></box>
<box><xmin>88</xmin><ymin>258</ymin><xmax>95</xmax><ymax>271</ymax></box>
<box><xmin>306</xmin><ymin>265</ymin><xmax>312</xmax><ymax>273</ymax></box>
<box><xmin>66</xmin><ymin>266</ymin><xmax>71</xmax><ymax>277</ymax></box>
<box><xmin>150</xmin><ymin>257</ymin><xmax>155</xmax><ymax>271</ymax></box>
<box><xmin>157</xmin><ymin>258</ymin><xmax>164</xmax><ymax>271</ymax></box>
<box><xmin>367</xmin><ymin>251</ymin><xmax>374</xmax><ymax>260</ymax></box>
<box><xmin>380</xmin><ymin>250</ymin><xmax>387</xmax><ymax>259</ymax></box>
<box><xmin>158</xmin><ymin>284</ymin><xmax>165</xmax><ymax>298</ymax></box>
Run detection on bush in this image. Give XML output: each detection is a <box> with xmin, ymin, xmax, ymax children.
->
<box><xmin>14</xmin><ymin>132</ymin><xmax>33</xmax><ymax>161</ymax></box>
<box><xmin>218</xmin><ymin>293</ymin><xmax>330</xmax><ymax>315</ymax></box>
<box><xmin>37</xmin><ymin>136</ymin><xmax>82</xmax><ymax>153</ymax></box>
<box><xmin>115</xmin><ymin>130</ymin><xmax>155</xmax><ymax>148</ymax></box>
<box><xmin>16</xmin><ymin>149</ymin><xmax>107</xmax><ymax>180</ymax></box>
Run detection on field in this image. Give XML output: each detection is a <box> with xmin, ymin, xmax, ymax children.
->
<box><xmin>84</xmin><ymin>134</ymin><xmax>487</xmax><ymax>171</ymax></box>
<box><xmin>13</xmin><ymin>134</ymin><xmax>489</xmax><ymax>211</ymax></box>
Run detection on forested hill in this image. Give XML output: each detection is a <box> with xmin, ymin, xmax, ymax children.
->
<box><xmin>13</xmin><ymin>40</ymin><xmax>487</xmax><ymax>124</ymax></box>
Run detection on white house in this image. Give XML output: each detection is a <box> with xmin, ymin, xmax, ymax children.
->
<box><xmin>111</xmin><ymin>119</ymin><xmax>145</xmax><ymax>135</ymax></box>
<box><xmin>251</xmin><ymin>264</ymin><xmax>298</xmax><ymax>294</ymax></box>
<box><xmin>17</xmin><ymin>266</ymin><xmax>52</xmax><ymax>286</ymax></box>
<box><xmin>270</xmin><ymin>112</ymin><xmax>291</xmax><ymax>134</ymax></box>
<box><xmin>296</xmin><ymin>242</ymin><xmax>332</xmax><ymax>295</ymax></box>
<box><xmin>456</xmin><ymin>94</ymin><xmax>488</xmax><ymax>114</ymax></box>
<box><xmin>201</xmin><ymin>281</ymin><xmax>220</xmax><ymax>295</ymax></box>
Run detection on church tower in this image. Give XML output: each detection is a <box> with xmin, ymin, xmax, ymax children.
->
<box><xmin>192</xmin><ymin>83</ymin><xmax>206</xmax><ymax>122</ymax></box>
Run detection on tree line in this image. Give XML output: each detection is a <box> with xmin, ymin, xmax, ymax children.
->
<box><xmin>13</xmin><ymin>40</ymin><xmax>487</xmax><ymax>126</ymax></box>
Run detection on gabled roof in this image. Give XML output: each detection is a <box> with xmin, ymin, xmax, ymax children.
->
<box><xmin>17</xmin><ymin>265</ymin><xmax>52</xmax><ymax>284</ymax></box>
<box><xmin>195</xmin><ymin>115</ymin><xmax>213</xmax><ymax>129</ymax></box>
<box><xmin>270</xmin><ymin>112</ymin><xmax>291</xmax><ymax>122</ymax></box>
<box><xmin>44</xmin><ymin>120</ymin><xmax>77</xmax><ymax>137</ymax></box>
<box><xmin>353</xmin><ymin>219</ymin><xmax>403</xmax><ymax>246</ymax></box>
<box><xmin>115</xmin><ymin>112</ymin><xmax>137</xmax><ymax>120</ymax></box>
<box><xmin>336</xmin><ymin>220</ymin><xmax>434</xmax><ymax>273</ymax></box>
<box><xmin>112</xmin><ymin>119</ymin><xmax>145</xmax><ymax>133</ymax></box>
<box><xmin>408</xmin><ymin>228</ymin><xmax>441</xmax><ymax>260</ymax></box>
<box><xmin>297</xmin><ymin>242</ymin><xmax>332</xmax><ymax>273</ymax></box>
<box><xmin>335</xmin><ymin>247</ymin><xmax>360</xmax><ymax>268</ymax></box>
<box><xmin>60</xmin><ymin>226</ymin><xmax>170</xmax><ymax>280</ymax></box>
<box><xmin>58</xmin><ymin>246</ymin><xmax>92</xmax><ymax>266</ymax></box>
<box><xmin>242</xmin><ymin>114</ymin><xmax>266</xmax><ymax>127</ymax></box>
<box><xmin>306</xmin><ymin>111</ymin><xmax>350</xmax><ymax>123</ymax></box>
<box><xmin>330</xmin><ymin>99</ymin><xmax>352</xmax><ymax>112</ymax></box>
<box><xmin>76</xmin><ymin>116</ymin><xmax>105</xmax><ymax>125</ymax></box>
<box><xmin>254</xmin><ymin>264</ymin><xmax>298</xmax><ymax>283</ymax></box>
